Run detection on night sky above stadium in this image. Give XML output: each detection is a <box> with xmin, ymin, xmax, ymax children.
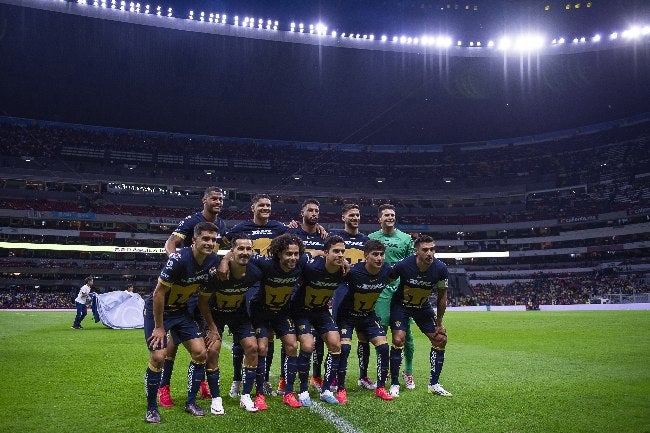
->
<box><xmin>1</xmin><ymin>0</ymin><xmax>650</xmax><ymax>145</ymax></box>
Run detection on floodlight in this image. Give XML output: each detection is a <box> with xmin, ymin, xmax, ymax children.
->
<box><xmin>332</xmin><ymin>31</ymin><xmax>337</xmax><ymax>37</ymax></box>
<box><xmin>221</xmin><ymin>15</ymin><xmax>226</xmax><ymax>24</ymax></box>
<box><xmin>407</xmin><ymin>37</ymin><xmax>412</xmax><ymax>44</ymax></box>
<box><xmin>487</xmin><ymin>40</ymin><xmax>494</xmax><ymax>47</ymax></box>
<box><xmin>355</xmin><ymin>33</ymin><xmax>360</xmax><ymax>38</ymax></box>
<box><xmin>400</xmin><ymin>35</ymin><xmax>406</xmax><ymax>44</ymax></box>
<box><xmin>167</xmin><ymin>7</ymin><xmax>172</xmax><ymax>16</ymax></box>
<box><xmin>457</xmin><ymin>40</ymin><xmax>462</xmax><ymax>46</ymax></box>
<box><xmin>369</xmin><ymin>34</ymin><xmax>374</xmax><ymax>40</ymax></box>
<box><xmin>381</xmin><ymin>35</ymin><xmax>387</xmax><ymax>41</ymax></box>
<box><xmin>559</xmin><ymin>37</ymin><xmax>565</xmax><ymax>44</ymax></box>
<box><xmin>469</xmin><ymin>41</ymin><xmax>474</xmax><ymax>46</ymax></box>
<box><xmin>572</xmin><ymin>37</ymin><xmax>579</xmax><ymax>43</ymax></box>
<box><xmin>498</xmin><ymin>37</ymin><xmax>511</xmax><ymax>50</ymax></box>
<box><xmin>592</xmin><ymin>34</ymin><xmax>601</xmax><ymax>42</ymax></box>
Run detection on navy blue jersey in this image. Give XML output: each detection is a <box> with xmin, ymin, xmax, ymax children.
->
<box><xmin>157</xmin><ymin>248</ymin><xmax>220</xmax><ymax>311</ymax></box>
<box><xmin>201</xmin><ymin>263</ymin><xmax>263</xmax><ymax>314</ymax></box>
<box><xmin>389</xmin><ymin>256</ymin><xmax>449</xmax><ymax>308</ymax></box>
<box><xmin>249</xmin><ymin>254</ymin><xmax>308</xmax><ymax>313</ymax></box>
<box><xmin>172</xmin><ymin>212</ymin><xmax>227</xmax><ymax>250</ymax></box>
<box><xmin>293</xmin><ymin>256</ymin><xmax>344</xmax><ymax>311</ymax></box>
<box><xmin>328</xmin><ymin>230</ymin><xmax>369</xmax><ymax>265</ymax></box>
<box><xmin>340</xmin><ymin>262</ymin><xmax>392</xmax><ymax>316</ymax></box>
<box><xmin>223</xmin><ymin>220</ymin><xmax>288</xmax><ymax>256</ymax></box>
<box><xmin>289</xmin><ymin>226</ymin><xmax>325</xmax><ymax>255</ymax></box>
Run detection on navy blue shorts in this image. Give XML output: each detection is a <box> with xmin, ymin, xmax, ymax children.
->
<box><xmin>212</xmin><ymin>310</ymin><xmax>256</xmax><ymax>342</ymax></box>
<box><xmin>390</xmin><ymin>303</ymin><xmax>437</xmax><ymax>334</ymax></box>
<box><xmin>292</xmin><ymin>308</ymin><xmax>338</xmax><ymax>337</ymax></box>
<box><xmin>143</xmin><ymin>300</ymin><xmax>202</xmax><ymax>350</ymax></box>
<box><xmin>251</xmin><ymin>307</ymin><xmax>296</xmax><ymax>339</ymax></box>
<box><xmin>336</xmin><ymin>310</ymin><xmax>386</xmax><ymax>341</ymax></box>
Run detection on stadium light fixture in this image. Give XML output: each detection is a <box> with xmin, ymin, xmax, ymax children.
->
<box><xmin>392</xmin><ymin>36</ymin><xmax>398</xmax><ymax>42</ymax></box>
<box><xmin>457</xmin><ymin>40</ymin><xmax>462</xmax><ymax>46</ymax></box>
<box><xmin>369</xmin><ymin>34</ymin><xmax>374</xmax><ymax>40</ymax></box>
<box><xmin>381</xmin><ymin>35</ymin><xmax>387</xmax><ymax>42</ymax></box>
<box><xmin>487</xmin><ymin>40</ymin><xmax>494</xmax><ymax>47</ymax></box>
<box><xmin>221</xmin><ymin>14</ymin><xmax>226</xmax><ymax>24</ymax></box>
<box><xmin>167</xmin><ymin>7</ymin><xmax>172</xmax><ymax>17</ymax></box>
<box><xmin>331</xmin><ymin>31</ymin><xmax>337</xmax><ymax>37</ymax></box>
<box><xmin>592</xmin><ymin>34</ymin><xmax>601</xmax><ymax>42</ymax></box>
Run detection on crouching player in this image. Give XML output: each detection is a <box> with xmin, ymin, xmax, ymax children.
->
<box><xmin>198</xmin><ymin>233</ymin><xmax>263</xmax><ymax>414</ymax></box>
<box><xmin>291</xmin><ymin>236</ymin><xmax>348</xmax><ymax>405</ymax></box>
<box><xmin>143</xmin><ymin>222</ymin><xmax>220</xmax><ymax>423</ymax></box>
<box><xmin>332</xmin><ymin>239</ymin><xmax>394</xmax><ymax>403</ymax></box>
<box><xmin>387</xmin><ymin>235</ymin><xmax>452</xmax><ymax>398</ymax></box>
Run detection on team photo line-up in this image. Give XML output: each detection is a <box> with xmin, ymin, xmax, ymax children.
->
<box><xmin>135</xmin><ymin>187</ymin><xmax>451</xmax><ymax>423</ymax></box>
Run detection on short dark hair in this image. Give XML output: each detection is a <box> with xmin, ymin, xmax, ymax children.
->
<box><xmin>84</xmin><ymin>276</ymin><xmax>93</xmax><ymax>284</ymax></box>
<box><xmin>193</xmin><ymin>221</ymin><xmax>219</xmax><ymax>237</ymax></box>
<box><xmin>414</xmin><ymin>235</ymin><xmax>435</xmax><ymax>249</ymax></box>
<box><xmin>203</xmin><ymin>186</ymin><xmax>223</xmax><ymax>197</ymax></box>
<box><xmin>301</xmin><ymin>198</ymin><xmax>320</xmax><ymax>208</ymax></box>
<box><xmin>230</xmin><ymin>232</ymin><xmax>251</xmax><ymax>248</ymax></box>
<box><xmin>251</xmin><ymin>194</ymin><xmax>271</xmax><ymax>205</ymax></box>
<box><xmin>324</xmin><ymin>235</ymin><xmax>345</xmax><ymax>252</ymax></box>
<box><xmin>269</xmin><ymin>233</ymin><xmax>305</xmax><ymax>259</ymax></box>
<box><xmin>377</xmin><ymin>203</ymin><xmax>395</xmax><ymax>217</ymax></box>
<box><xmin>363</xmin><ymin>239</ymin><xmax>385</xmax><ymax>255</ymax></box>
<box><xmin>341</xmin><ymin>203</ymin><xmax>359</xmax><ymax>214</ymax></box>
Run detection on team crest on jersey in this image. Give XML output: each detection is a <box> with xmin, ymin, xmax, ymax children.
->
<box><xmin>341</xmin><ymin>329</ymin><xmax>347</xmax><ymax>335</ymax></box>
<box><xmin>209</xmin><ymin>266</ymin><xmax>217</xmax><ymax>276</ymax></box>
<box><xmin>395</xmin><ymin>321</ymin><xmax>401</xmax><ymax>327</ymax></box>
<box><xmin>299</xmin><ymin>325</ymin><xmax>306</xmax><ymax>331</ymax></box>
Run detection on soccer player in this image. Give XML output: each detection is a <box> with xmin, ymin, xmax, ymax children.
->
<box><xmin>219</xmin><ymin>233</ymin><xmax>307</xmax><ymax>409</ymax></box>
<box><xmin>222</xmin><ymin>194</ymin><xmax>291</xmax><ymax>398</ymax></box>
<box><xmin>143</xmin><ymin>221</ymin><xmax>220</xmax><ymax>423</ymax></box>
<box><xmin>198</xmin><ymin>234</ymin><xmax>262</xmax><ymax>414</ymax></box>
<box><xmin>279</xmin><ymin>198</ymin><xmax>327</xmax><ymax>395</ymax></box>
<box><xmin>387</xmin><ymin>235</ymin><xmax>452</xmax><ymax>397</ymax></box>
<box><xmin>328</xmin><ymin>203</ymin><xmax>375</xmax><ymax>391</ymax></box>
<box><xmin>332</xmin><ymin>239</ymin><xmax>394</xmax><ymax>403</ymax></box>
<box><xmin>71</xmin><ymin>276</ymin><xmax>94</xmax><ymax>329</ymax></box>
<box><xmin>370</xmin><ymin>203</ymin><xmax>417</xmax><ymax>390</ymax></box>
<box><xmin>290</xmin><ymin>236</ymin><xmax>348</xmax><ymax>405</ymax></box>
<box><xmin>157</xmin><ymin>186</ymin><xmax>226</xmax><ymax>407</ymax></box>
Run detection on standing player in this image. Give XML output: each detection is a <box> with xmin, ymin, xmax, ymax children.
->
<box><xmin>332</xmin><ymin>239</ymin><xmax>394</xmax><ymax>403</ymax></box>
<box><xmin>291</xmin><ymin>236</ymin><xmax>348</xmax><ymax>405</ymax></box>
<box><xmin>328</xmin><ymin>203</ymin><xmax>375</xmax><ymax>391</ymax></box>
<box><xmin>277</xmin><ymin>198</ymin><xmax>327</xmax><ymax>395</ymax></box>
<box><xmin>198</xmin><ymin>234</ymin><xmax>262</xmax><ymax>414</ymax></box>
<box><xmin>157</xmin><ymin>186</ymin><xmax>226</xmax><ymax>407</ymax></box>
<box><xmin>387</xmin><ymin>235</ymin><xmax>452</xmax><ymax>397</ymax></box>
<box><xmin>369</xmin><ymin>203</ymin><xmax>417</xmax><ymax>390</ymax></box>
<box><xmin>143</xmin><ymin>222</ymin><xmax>220</xmax><ymax>423</ymax></box>
<box><xmin>222</xmin><ymin>194</ymin><xmax>291</xmax><ymax>398</ymax></box>
<box><xmin>71</xmin><ymin>276</ymin><xmax>94</xmax><ymax>329</ymax></box>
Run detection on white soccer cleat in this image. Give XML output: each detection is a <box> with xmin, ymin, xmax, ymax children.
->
<box><xmin>239</xmin><ymin>394</ymin><xmax>259</xmax><ymax>413</ymax></box>
<box><xmin>229</xmin><ymin>380</ymin><xmax>242</xmax><ymax>398</ymax></box>
<box><xmin>402</xmin><ymin>371</ymin><xmax>416</xmax><ymax>390</ymax></box>
<box><xmin>389</xmin><ymin>384</ymin><xmax>400</xmax><ymax>398</ymax></box>
<box><xmin>210</xmin><ymin>397</ymin><xmax>225</xmax><ymax>415</ymax></box>
<box><xmin>428</xmin><ymin>383</ymin><xmax>452</xmax><ymax>397</ymax></box>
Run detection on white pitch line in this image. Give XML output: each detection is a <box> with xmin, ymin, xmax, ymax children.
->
<box><xmin>222</xmin><ymin>331</ymin><xmax>362</xmax><ymax>433</ymax></box>
<box><xmin>309</xmin><ymin>401</ymin><xmax>364</xmax><ymax>433</ymax></box>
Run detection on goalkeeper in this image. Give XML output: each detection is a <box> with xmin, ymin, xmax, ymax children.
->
<box><xmin>369</xmin><ymin>204</ymin><xmax>417</xmax><ymax>389</ymax></box>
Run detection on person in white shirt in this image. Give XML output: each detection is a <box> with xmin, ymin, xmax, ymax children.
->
<box><xmin>72</xmin><ymin>276</ymin><xmax>93</xmax><ymax>329</ymax></box>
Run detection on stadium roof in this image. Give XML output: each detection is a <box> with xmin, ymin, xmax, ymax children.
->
<box><xmin>1</xmin><ymin>0</ymin><xmax>649</xmax><ymax>145</ymax></box>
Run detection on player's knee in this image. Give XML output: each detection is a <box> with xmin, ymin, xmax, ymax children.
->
<box><xmin>242</xmin><ymin>340</ymin><xmax>258</xmax><ymax>357</ymax></box>
<box><xmin>150</xmin><ymin>351</ymin><xmax>165</xmax><ymax>368</ymax></box>
<box><xmin>192</xmin><ymin>347</ymin><xmax>208</xmax><ymax>364</ymax></box>
<box><xmin>326</xmin><ymin>341</ymin><xmax>341</xmax><ymax>353</ymax></box>
<box><xmin>285</xmin><ymin>341</ymin><xmax>298</xmax><ymax>356</ymax></box>
<box><xmin>392</xmin><ymin>334</ymin><xmax>405</xmax><ymax>347</ymax></box>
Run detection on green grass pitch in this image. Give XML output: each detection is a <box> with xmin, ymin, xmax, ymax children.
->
<box><xmin>0</xmin><ymin>310</ymin><xmax>648</xmax><ymax>433</ymax></box>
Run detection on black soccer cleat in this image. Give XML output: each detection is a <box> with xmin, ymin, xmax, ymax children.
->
<box><xmin>184</xmin><ymin>402</ymin><xmax>205</xmax><ymax>417</ymax></box>
<box><xmin>145</xmin><ymin>409</ymin><xmax>161</xmax><ymax>423</ymax></box>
